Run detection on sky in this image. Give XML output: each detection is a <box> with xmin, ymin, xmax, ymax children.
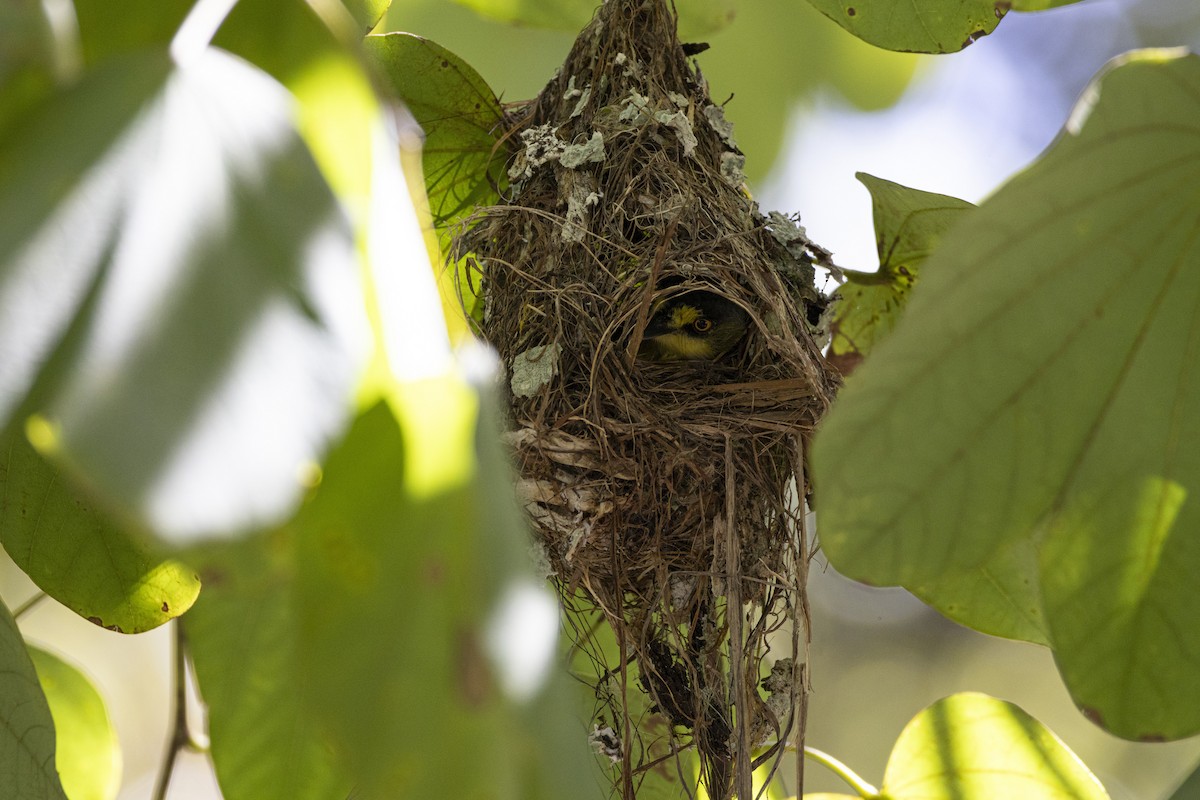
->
<box><xmin>760</xmin><ymin>0</ymin><xmax>1200</xmax><ymax>272</ymax></box>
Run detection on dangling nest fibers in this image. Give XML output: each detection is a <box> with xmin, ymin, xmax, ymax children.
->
<box><xmin>453</xmin><ymin>1</ymin><xmax>840</xmax><ymax>796</ymax></box>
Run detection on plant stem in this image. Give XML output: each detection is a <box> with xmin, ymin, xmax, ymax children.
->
<box><xmin>801</xmin><ymin>746</ymin><xmax>880</xmax><ymax>798</ymax></box>
<box><xmin>12</xmin><ymin>591</ymin><xmax>48</xmax><ymax>620</ymax></box>
<box><xmin>152</xmin><ymin>621</ymin><xmax>194</xmax><ymax>800</ymax></box>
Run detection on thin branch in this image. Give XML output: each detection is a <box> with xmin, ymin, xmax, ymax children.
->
<box><xmin>13</xmin><ymin>591</ymin><xmax>48</xmax><ymax>620</ymax></box>
<box><xmin>152</xmin><ymin>621</ymin><xmax>196</xmax><ymax>800</ymax></box>
<box><xmin>773</xmin><ymin>744</ymin><xmax>880</xmax><ymax>799</ymax></box>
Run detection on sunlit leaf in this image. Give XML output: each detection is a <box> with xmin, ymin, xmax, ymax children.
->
<box><xmin>213</xmin><ymin>0</ymin><xmax>379</xmax><ymax>201</ymax></box>
<box><xmin>828</xmin><ymin>174</ymin><xmax>973</xmax><ymax>376</ymax></box>
<box><xmin>803</xmin><ymin>0</ymin><xmax>1004</xmax><ymax>53</ymax></box>
<box><xmin>364</xmin><ymin>33</ymin><xmax>508</xmax><ymax>226</ymax></box>
<box><xmin>0</xmin><ymin>429</ymin><xmax>200</xmax><ymax>633</ymax></box>
<box><xmin>813</xmin><ymin>50</ymin><xmax>1200</xmax><ymax>739</ymax></box>
<box><xmin>0</xmin><ymin>601</ymin><xmax>66</xmax><ymax>800</ymax></box>
<box><xmin>882</xmin><ymin>693</ymin><xmax>1108</xmax><ymax>799</ymax></box>
<box><xmin>911</xmin><ymin>537</ymin><xmax>1049</xmax><ymax>645</ymax></box>
<box><xmin>30</xmin><ymin>647</ymin><xmax>121</xmax><ymax>800</ymax></box>
<box><xmin>0</xmin><ymin>48</ymin><xmax>366</xmax><ymax>543</ymax></box>
<box><xmin>342</xmin><ymin>0</ymin><xmax>392</xmax><ymax>31</ymax></box>
<box><xmin>185</xmin><ymin>535</ymin><xmax>355</xmax><ymax>800</ymax></box>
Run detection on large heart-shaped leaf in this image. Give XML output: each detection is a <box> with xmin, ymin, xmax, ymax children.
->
<box><xmin>0</xmin><ymin>47</ymin><xmax>367</xmax><ymax>543</ymax></box>
<box><xmin>813</xmin><ymin>50</ymin><xmax>1200</xmax><ymax>739</ymax></box>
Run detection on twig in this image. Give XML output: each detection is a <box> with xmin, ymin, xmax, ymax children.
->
<box><xmin>13</xmin><ymin>591</ymin><xmax>48</xmax><ymax>620</ymax></box>
<box><xmin>800</xmin><ymin>746</ymin><xmax>880</xmax><ymax>799</ymax></box>
<box><xmin>724</xmin><ymin>436</ymin><xmax>752</xmax><ymax>800</ymax></box>
<box><xmin>152</xmin><ymin>622</ymin><xmax>202</xmax><ymax>800</ymax></box>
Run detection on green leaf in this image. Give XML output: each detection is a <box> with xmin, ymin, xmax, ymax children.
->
<box><xmin>342</xmin><ymin>0</ymin><xmax>392</xmax><ymax>31</ymax></box>
<box><xmin>804</xmin><ymin>0</ymin><xmax>1004</xmax><ymax>53</ymax></box>
<box><xmin>0</xmin><ymin>601</ymin><xmax>67</xmax><ymax>800</ymax></box>
<box><xmin>1168</xmin><ymin>758</ymin><xmax>1200</xmax><ymax>800</ymax></box>
<box><xmin>911</xmin><ymin>536</ymin><xmax>1049</xmax><ymax>645</ymax></box>
<box><xmin>812</xmin><ymin>50</ymin><xmax>1200</xmax><ymax>739</ymax></box>
<box><xmin>0</xmin><ymin>0</ymin><xmax>58</xmax><ymax>138</ymax></box>
<box><xmin>212</xmin><ymin>0</ymin><xmax>380</xmax><ymax>200</ymax></box>
<box><xmin>828</xmin><ymin>174</ymin><xmax>973</xmax><ymax>375</ymax></box>
<box><xmin>451</xmin><ymin>0</ymin><xmax>737</xmax><ymax>38</ymax></box>
<box><xmin>72</xmin><ymin>0</ymin><xmax>192</xmax><ymax>66</ymax></box>
<box><xmin>294</xmin><ymin>388</ymin><xmax>599</xmax><ymax>799</ymax></box>
<box><xmin>0</xmin><ymin>428</ymin><xmax>200</xmax><ymax>633</ymax></box>
<box><xmin>383</xmin><ymin>0</ymin><xmax>917</xmax><ymax>181</ymax></box>
<box><xmin>1010</xmin><ymin>0</ymin><xmax>1085</xmax><ymax>9</ymax></box>
<box><xmin>882</xmin><ymin>693</ymin><xmax>1108</xmax><ymax>799</ymax></box>
<box><xmin>184</xmin><ymin>535</ymin><xmax>355</xmax><ymax>800</ymax></box>
<box><xmin>29</xmin><ymin>647</ymin><xmax>121</xmax><ymax>800</ymax></box>
<box><xmin>0</xmin><ymin>49</ymin><xmax>365</xmax><ymax>542</ymax></box>
<box><xmin>364</xmin><ymin>33</ymin><xmax>508</xmax><ymax>226</ymax></box>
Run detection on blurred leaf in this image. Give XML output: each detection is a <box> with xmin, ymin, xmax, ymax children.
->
<box><xmin>0</xmin><ymin>0</ymin><xmax>58</xmax><ymax>138</ymax></box>
<box><xmin>828</xmin><ymin>174</ymin><xmax>973</xmax><ymax>376</ymax></box>
<box><xmin>451</xmin><ymin>0</ymin><xmax>737</xmax><ymax>38</ymax></box>
<box><xmin>184</xmin><ymin>535</ymin><xmax>355</xmax><ymax>800</ymax></box>
<box><xmin>293</xmin><ymin>387</ymin><xmax>599</xmax><ymax>799</ymax></box>
<box><xmin>882</xmin><ymin>693</ymin><xmax>1108</xmax><ymax>799</ymax></box>
<box><xmin>0</xmin><ymin>601</ymin><xmax>67</xmax><ymax>800</ymax></box>
<box><xmin>30</xmin><ymin>647</ymin><xmax>121</xmax><ymax>800</ymax></box>
<box><xmin>343</xmin><ymin>0</ymin><xmax>392</xmax><ymax>31</ymax></box>
<box><xmin>1169</xmin><ymin>758</ymin><xmax>1200</xmax><ymax>800</ymax></box>
<box><xmin>0</xmin><ymin>428</ymin><xmax>200</xmax><ymax>633</ymax></box>
<box><xmin>0</xmin><ymin>48</ymin><xmax>366</xmax><ymax>542</ymax></box>
<box><xmin>213</xmin><ymin>0</ymin><xmax>379</xmax><ymax>200</ymax></box>
<box><xmin>364</xmin><ymin>33</ymin><xmax>508</xmax><ymax>225</ymax></box>
<box><xmin>72</xmin><ymin>0</ymin><xmax>192</xmax><ymax>66</ymax></box>
<box><xmin>804</xmin><ymin>0</ymin><xmax>1004</xmax><ymax>53</ymax></box>
<box><xmin>813</xmin><ymin>50</ymin><xmax>1200</xmax><ymax>739</ymax></box>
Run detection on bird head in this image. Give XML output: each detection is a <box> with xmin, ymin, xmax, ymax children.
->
<box><xmin>637</xmin><ymin>291</ymin><xmax>749</xmax><ymax>362</ymax></box>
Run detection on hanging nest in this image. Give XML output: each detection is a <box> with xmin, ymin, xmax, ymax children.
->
<box><xmin>452</xmin><ymin>1</ymin><xmax>840</xmax><ymax>796</ymax></box>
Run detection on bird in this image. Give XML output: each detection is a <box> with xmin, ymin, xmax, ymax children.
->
<box><xmin>637</xmin><ymin>290</ymin><xmax>749</xmax><ymax>362</ymax></box>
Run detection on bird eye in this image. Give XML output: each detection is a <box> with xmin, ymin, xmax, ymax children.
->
<box><xmin>693</xmin><ymin>318</ymin><xmax>713</xmax><ymax>333</ymax></box>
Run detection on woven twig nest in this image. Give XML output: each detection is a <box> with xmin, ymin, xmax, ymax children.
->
<box><xmin>452</xmin><ymin>1</ymin><xmax>840</xmax><ymax>796</ymax></box>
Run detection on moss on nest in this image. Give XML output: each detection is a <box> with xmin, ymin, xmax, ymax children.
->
<box><xmin>451</xmin><ymin>1</ymin><xmax>840</xmax><ymax>796</ymax></box>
